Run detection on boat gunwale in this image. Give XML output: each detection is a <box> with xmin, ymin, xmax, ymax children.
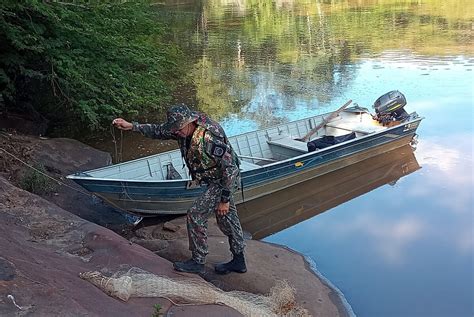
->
<box><xmin>74</xmin><ymin>132</ymin><xmax>416</xmax><ymax>197</ymax></box>
<box><xmin>67</xmin><ymin>115</ymin><xmax>424</xmax><ymax>183</ymax></box>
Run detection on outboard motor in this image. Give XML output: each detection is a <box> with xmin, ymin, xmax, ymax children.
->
<box><xmin>373</xmin><ymin>90</ymin><xmax>409</xmax><ymax>125</ymax></box>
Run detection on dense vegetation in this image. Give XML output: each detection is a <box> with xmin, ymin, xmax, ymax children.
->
<box><xmin>0</xmin><ymin>1</ymin><xmax>187</xmax><ymax>136</ymax></box>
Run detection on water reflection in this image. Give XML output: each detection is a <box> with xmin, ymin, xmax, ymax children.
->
<box><xmin>156</xmin><ymin>0</ymin><xmax>473</xmax><ymax>137</ymax></box>
<box><xmin>238</xmin><ymin>144</ymin><xmax>420</xmax><ymax>239</ymax></box>
<box><xmin>264</xmin><ymin>135</ymin><xmax>473</xmax><ymax>316</ymax></box>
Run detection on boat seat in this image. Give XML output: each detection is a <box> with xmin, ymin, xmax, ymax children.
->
<box><xmin>325</xmin><ymin>122</ymin><xmax>385</xmax><ymax>135</ymax></box>
<box><xmin>267</xmin><ymin>135</ymin><xmax>308</xmax><ymax>153</ymax></box>
<box><xmin>239</xmin><ymin>160</ymin><xmax>261</xmax><ymax>171</ymax></box>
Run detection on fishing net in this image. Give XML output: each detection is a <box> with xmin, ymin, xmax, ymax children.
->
<box><xmin>79</xmin><ymin>267</ymin><xmax>310</xmax><ymax>316</ymax></box>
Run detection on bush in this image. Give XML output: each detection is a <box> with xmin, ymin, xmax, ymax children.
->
<box><xmin>19</xmin><ymin>164</ymin><xmax>56</xmax><ymax>195</ymax></box>
<box><xmin>0</xmin><ymin>1</ymin><xmax>186</xmax><ymax>136</ymax></box>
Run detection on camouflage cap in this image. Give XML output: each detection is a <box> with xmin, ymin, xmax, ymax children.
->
<box><xmin>166</xmin><ymin>104</ymin><xmax>199</xmax><ymax>133</ymax></box>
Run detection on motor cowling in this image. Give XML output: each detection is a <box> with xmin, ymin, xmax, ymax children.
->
<box><xmin>373</xmin><ymin>90</ymin><xmax>409</xmax><ymax>125</ymax></box>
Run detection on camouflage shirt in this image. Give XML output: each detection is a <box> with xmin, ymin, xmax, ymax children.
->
<box><xmin>132</xmin><ymin>113</ymin><xmax>240</xmax><ymax>202</ymax></box>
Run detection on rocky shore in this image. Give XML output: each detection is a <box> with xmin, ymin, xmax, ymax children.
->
<box><xmin>0</xmin><ymin>133</ymin><xmax>350</xmax><ymax>316</ymax></box>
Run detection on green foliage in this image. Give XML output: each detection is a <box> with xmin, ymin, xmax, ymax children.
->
<box><xmin>0</xmin><ymin>1</ymin><xmax>186</xmax><ymax>136</ymax></box>
<box><xmin>151</xmin><ymin>303</ymin><xmax>162</xmax><ymax>317</ymax></box>
<box><xmin>19</xmin><ymin>164</ymin><xmax>56</xmax><ymax>195</ymax></box>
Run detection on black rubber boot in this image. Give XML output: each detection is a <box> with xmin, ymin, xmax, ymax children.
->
<box><xmin>214</xmin><ymin>252</ymin><xmax>247</xmax><ymax>275</ymax></box>
<box><xmin>173</xmin><ymin>259</ymin><xmax>204</xmax><ymax>273</ymax></box>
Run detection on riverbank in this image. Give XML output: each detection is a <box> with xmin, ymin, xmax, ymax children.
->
<box><xmin>0</xmin><ymin>133</ymin><xmax>350</xmax><ymax>316</ymax></box>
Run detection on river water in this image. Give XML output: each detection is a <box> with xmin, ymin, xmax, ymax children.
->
<box><xmin>139</xmin><ymin>1</ymin><xmax>473</xmax><ymax>316</ymax></box>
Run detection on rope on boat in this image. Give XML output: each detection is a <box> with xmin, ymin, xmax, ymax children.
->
<box><xmin>0</xmin><ymin>147</ymin><xmax>93</xmax><ymax>197</ymax></box>
<box><xmin>120</xmin><ymin>180</ymin><xmax>136</xmax><ymax>201</ymax></box>
<box><xmin>110</xmin><ymin>125</ymin><xmax>124</xmax><ymax>163</ymax></box>
<box><xmin>0</xmin><ymin>143</ymin><xmax>143</xmax><ymax>206</ymax></box>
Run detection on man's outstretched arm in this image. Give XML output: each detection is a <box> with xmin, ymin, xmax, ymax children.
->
<box><xmin>112</xmin><ymin>118</ymin><xmax>176</xmax><ymax>140</ymax></box>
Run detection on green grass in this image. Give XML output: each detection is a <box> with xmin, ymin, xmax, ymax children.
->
<box><xmin>19</xmin><ymin>164</ymin><xmax>56</xmax><ymax>195</ymax></box>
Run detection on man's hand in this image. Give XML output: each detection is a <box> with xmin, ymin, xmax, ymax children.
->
<box><xmin>112</xmin><ymin>118</ymin><xmax>133</xmax><ymax>130</ymax></box>
<box><xmin>217</xmin><ymin>202</ymin><xmax>230</xmax><ymax>216</ymax></box>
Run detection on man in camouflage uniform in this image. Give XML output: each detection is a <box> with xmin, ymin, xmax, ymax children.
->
<box><xmin>112</xmin><ymin>105</ymin><xmax>246</xmax><ymax>274</ymax></box>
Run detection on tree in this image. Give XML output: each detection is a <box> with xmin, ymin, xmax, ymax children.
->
<box><xmin>0</xmin><ymin>1</ymin><xmax>187</xmax><ymax>136</ymax></box>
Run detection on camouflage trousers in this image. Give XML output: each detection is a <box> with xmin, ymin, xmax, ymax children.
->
<box><xmin>187</xmin><ymin>183</ymin><xmax>245</xmax><ymax>264</ymax></box>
